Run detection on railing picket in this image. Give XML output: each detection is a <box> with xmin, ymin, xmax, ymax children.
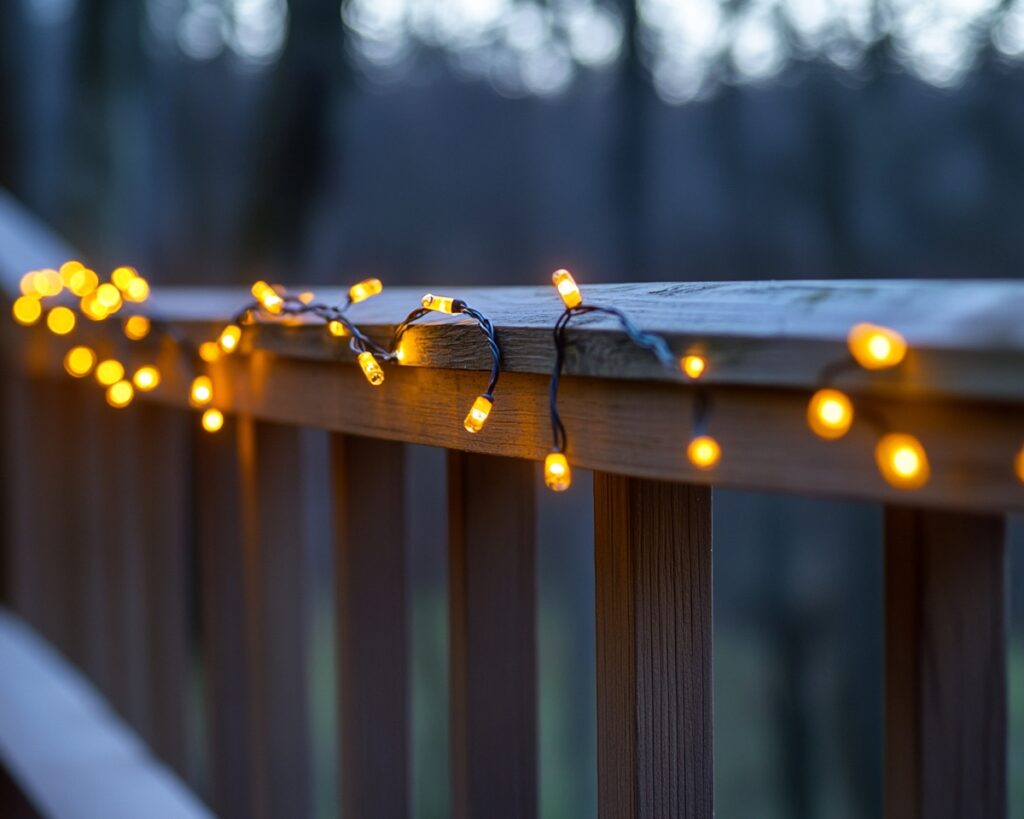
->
<box><xmin>884</xmin><ymin>507</ymin><xmax>1007</xmax><ymax>819</ymax></box>
<box><xmin>448</xmin><ymin>452</ymin><xmax>537</xmax><ymax>819</ymax></box>
<box><xmin>330</xmin><ymin>434</ymin><xmax>409</xmax><ymax>819</ymax></box>
<box><xmin>592</xmin><ymin>474</ymin><xmax>713</xmax><ymax>819</ymax></box>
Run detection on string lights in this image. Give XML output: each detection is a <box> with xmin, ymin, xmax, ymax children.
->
<box><xmin>8</xmin><ymin>261</ymin><xmax>1022</xmax><ymax>491</ymax></box>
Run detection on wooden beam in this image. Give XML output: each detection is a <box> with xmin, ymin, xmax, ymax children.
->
<box><xmin>884</xmin><ymin>507</ymin><xmax>1007</xmax><ymax>819</ymax></box>
<box><xmin>331</xmin><ymin>435</ymin><xmax>409</xmax><ymax>819</ymax></box>
<box><xmin>448</xmin><ymin>452</ymin><xmax>537</xmax><ymax>819</ymax></box>
<box><xmin>593</xmin><ymin>475</ymin><xmax>712</xmax><ymax>819</ymax></box>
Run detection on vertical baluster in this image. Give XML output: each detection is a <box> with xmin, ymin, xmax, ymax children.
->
<box><xmin>592</xmin><ymin>474</ymin><xmax>713</xmax><ymax>819</ymax></box>
<box><xmin>884</xmin><ymin>507</ymin><xmax>1006</xmax><ymax>819</ymax></box>
<box><xmin>448</xmin><ymin>452</ymin><xmax>537</xmax><ymax>819</ymax></box>
<box><xmin>196</xmin><ymin>415</ymin><xmax>255</xmax><ymax>819</ymax></box>
<box><xmin>138</xmin><ymin>403</ymin><xmax>196</xmax><ymax>782</ymax></box>
<box><xmin>331</xmin><ymin>434</ymin><xmax>409</xmax><ymax>819</ymax></box>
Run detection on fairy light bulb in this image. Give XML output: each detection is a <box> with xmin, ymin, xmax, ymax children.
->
<box><xmin>133</xmin><ymin>366</ymin><xmax>160</xmax><ymax>392</ymax></box>
<box><xmin>807</xmin><ymin>389</ymin><xmax>854</xmax><ymax>440</ymax></box>
<box><xmin>551</xmin><ymin>269</ymin><xmax>582</xmax><ymax>309</ymax></box>
<box><xmin>875</xmin><ymin>433</ymin><xmax>930</xmax><ymax>490</ymax></box>
<box><xmin>124</xmin><ymin>315</ymin><xmax>151</xmax><ymax>340</ymax></box>
<box><xmin>46</xmin><ymin>306</ymin><xmax>76</xmax><ymax>335</ymax></box>
<box><xmin>463</xmin><ymin>395</ymin><xmax>493</xmax><ymax>434</ymax></box>
<box><xmin>349</xmin><ymin>278</ymin><xmax>383</xmax><ymax>304</ymax></box>
<box><xmin>681</xmin><ymin>355</ymin><xmax>706</xmax><ymax>380</ymax></box>
<box><xmin>95</xmin><ymin>283</ymin><xmax>123</xmax><ymax>312</ymax></box>
<box><xmin>12</xmin><ymin>296</ymin><xmax>42</xmax><ymax>326</ymax></box>
<box><xmin>848</xmin><ymin>323</ymin><xmax>907</xmax><ymax>370</ymax></box>
<box><xmin>199</xmin><ymin>341</ymin><xmax>221</xmax><ymax>362</ymax></box>
<box><xmin>421</xmin><ymin>293</ymin><xmax>458</xmax><ymax>314</ymax></box>
<box><xmin>190</xmin><ymin>375</ymin><xmax>213</xmax><ymax>407</ymax></box>
<box><xmin>201</xmin><ymin>408</ymin><xmax>224</xmax><ymax>433</ymax></box>
<box><xmin>251</xmin><ymin>280</ymin><xmax>284</xmax><ymax>314</ymax></box>
<box><xmin>63</xmin><ymin>346</ymin><xmax>96</xmax><ymax>378</ymax></box>
<box><xmin>327</xmin><ymin>320</ymin><xmax>348</xmax><ymax>337</ymax></box>
<box><xmin>32</xmin><ymin>269</ymin><xmax>62</xmax><ymax>297</ymax></box>
<box><xmin>111</xmin><ymin>266</ymin><xmax>137</xmax><ymax>291</ymax></box>
<box><xmin>81</xmin><ymin>294</ymin><xmax>109</xmax><ymax>321</ymax></box>
<box><xmin>106</xmin><ymin>380</ymin><xmax>135</xmax><ymax>409</ymax></box>
<box><xmin>687</xmin><ymin>435</ymin><xmax>721</xmax><ymax>469</ymax></box>
<box><xmin>1015</xmin><ymin>445</ymin><xmax>1024</xmax><ymax>484</ymax></box>
<box><xmin>298</xmin><ymin>291</ymin><xmax>315</xmax><ymax>305</ymax></box>
<box><xmin>124</xmin><ymin>277</ymin><xmax>150</xmax><ymax>303</ymax></box>
<box><xmin>19</xmin><ymin>272</ymin><xmax>39</xmax><ymax>296</ymax></box>
<box><xmin>95</xmin><ymin>359</ymin><xmax>125</xmax><ymax>386</ymax></box>
<box><xmin>218</xmin><ymin>324</ymin><xmax>242</xmax><ymax>353</ymax></box>
<box><xmin>59</xmin><ymin>261</ymin><xmax>84</xmax><ymax>287</ymax></box>
<box><xmin>69</xmin><ymin>268</ymin><xmax>99</xmax><ymax>297</ymax></box>
<box><xmin>544</xmin><ymin>452</ymin><xmax>572</xmax><ymax>492</ymax></box>
<box><xmin>357</xmin><ymin>351</ymin><xmax>385</xmax><ymax>386</ymax></box>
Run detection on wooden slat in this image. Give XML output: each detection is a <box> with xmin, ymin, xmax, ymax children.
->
<box><xmin>884</xmin><ymin>507</ymin><xmax>1006</xmax><ymax>819</ymax></box>
<box><xmin>195</xmin><ymin>416</ymin><xmax>255</xmax><ymax>819</ymax></box>
<box><xmin>331</xmin><ymin>435</ymin><xmax>409</xmax><ymax>819</ymax></box>
<box><xmin>0</xmin><ymin>609</ymin><xmax>212</xmax><ymax>819</ymax></box>
<box><xmin>238</xmin><ymin>419</ymin><xmax>311</xmax><ymax>819</ymax></box>
<box><xmin>448</xmin><ymin>452</ymin><xmax>537</xmax><ymax>819</ymax></box>
<box><xmin>593</xmin><ymin>474</ymin><xmax>712</xmax><ymax>819</ymax></box>
<box><xmin>137</xmin><ymin>404</ymin><xmax>196</xmax><ymax>782</ymax></box>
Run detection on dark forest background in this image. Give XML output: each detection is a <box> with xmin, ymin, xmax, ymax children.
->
<box><xmin>1</xmin><ymin>1</ymin><xmax>1022</xmax><ymax>817</ymax></box>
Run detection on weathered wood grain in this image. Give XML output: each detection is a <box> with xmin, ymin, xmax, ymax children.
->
<box><xmin>593</xmin><ymin>475</ymin><xmax>712</xmax><ymax>819</ymax></box>
<box><xmin>884</xmin><ymin>507</ymin><xmax>1006</xmax><ymax>819</ymax></box>
<box><xmin>331</xmin><ymin>435</ymin><xmax>409</xmax><ymax>819</ymax></box>
<box><xmin>448</xmin><ymin>452</ymin><xmax>537</xmax><ymax>819</ymax></box>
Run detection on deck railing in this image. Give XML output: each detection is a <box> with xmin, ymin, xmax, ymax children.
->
<box><xmin>0</xmin><ymin>190</ymin><xmax>1022</xmax><ymax>818</ymax></box>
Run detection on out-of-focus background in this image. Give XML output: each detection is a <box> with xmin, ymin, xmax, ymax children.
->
<box><xmin>2</xmin><ymin>1</ymin><xmax>1022</xmax><ymax>817</ymax></box>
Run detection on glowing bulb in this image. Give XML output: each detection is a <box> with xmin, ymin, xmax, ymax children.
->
<box><xmin>357</xmin><ymin>351</ymin><xmax>385</xmax><ymax>386</ymax></box>
<box><xmin>201</xmin><ymin>408</ymin><xmax>224</xmax><ymax>433</ymax></box>
<box><xmin>111</xmin><ymin>266</ymin><xmax>137</xmax><ymax>291</ymax></box>
<box><xmin>69</xmin><ymin>268</ymin><xmax>99</xmax><ymax>297</ymax></box>
<box><xmin>681</xmin><ymin>355</ymin><xmax>706</xmax><ymax>379</ymax></box>
<box><xmin>190</xmin><ymin>375</ymin><xmax>213</xmax><ymax>407</ymax></box>
<box><xmin>124</xmin><ymin>277</ymin><xmax>150</xmax><ymax>303</ymax></box>
<box><xmin>123</xmin><ymin>315</ymin><xmax>151</xmax><ymax>340</ymax></box>
<box><xmin>218</xmin><ymin>324</ymin><xmax>242</xmax><ymax>353</ymax></box>
<box><xmin>95</xmin><ymin>283</ymin><xmax>123</xmax><ymax>311</ymax></box>
<box><xmin>32</xmin><ymin>269</ymin><xmax>62</xmax><ymax>297</ymax></box>
<box><xmin>63</xmin><ymin>346</ymin><xmax>96</xmax><ymax>377</ymax></box>
<box><xmin>875</xmin><ymin>433</ymin><xmax>930</xmax><ymax>490</ymax></box>
<box><xmin>95</xmin><ymin>359</ymin><xmax>125</xmax><ymax>386</ymax></box>
<box><xmin>46</xmin><ymin>306</ymin><xmax>76</xmax><ymax>335</ymax></box>
<box><xmin>349</xmin><ymin>278</ymin><xmax>383</xmax><ymax>304</ymax></box>
<box><xmin>463</xmin><ymin>395</ymin><xmax>493</xmax><ymax>434</ymax></box>
<box><xmin>687</xmin><ymin>435</ymin><xmax>721</xmax><ymax>469</ymax></box>
<box><xmin>20</xmin><ymin>272</ymin><xmax>39</xmax><ymax>296</ymax></box>
<box><xmin>12</xmin><ymin>296</ymin><xmax>42</xmax><ymax>326</ymax></box>
<box><xmin>848</xmin><ymin>323</ymin><xmax>907</xmax><ymax>370</ymax></box>
<box><xmin>298</xmin><ymin>291</ymin><xmax>315</xmax><ymax>304</ymax></box>
<box><xmin>327</xmin><ymin>320</ymin><xmax>348</xmax><ymax>337</ymax></box>
<box><xmin>59</xmin><ymin>261</ymin><xmax>85</xmax><ymax>285</ymax></box>
<box><xmin>1015</xmin><ymin>445</ymin><xmax>1024</xmax><ymax>484</ymax></box>
<box><xmin>80</xmin><ymin>293</ymin><xmax>110</xmax><ymax>321</ymax></box>
<box><xmin>132</xmin><ymin>366</ymin><xmax>160</xmax><ymax>392</ymax></box>
<box><xmin>551</xmin><ymin>269</ymin><xmax>582</xmax><ymax>309</ymax></box>
<box><xmin>421</xmin><ymin>293</ymin><xmax>458</xmax><ymax>314</ymax></box>
<box><xmin>199</xmin><ymin>341</ymin><xmax>221</xmax><ymax>362</ymax></box>
<box><xmin>544</xmin><ymin>452</ymin><xmax>572</xmax><ymax>492</ymax></box>
<box><xmin>807</xmin><ymin>389</ymin><xmax>854</xmax><ymax>440</ymax></box>
<box><xmin>251</xmin><ymin>280</ymin><xmax>284</xmax><ymax>314</ymax></box>
<box><xmin>106</xmin><ymin>380</ymin><xmax>134</xmax><ymax>409</ymax></box>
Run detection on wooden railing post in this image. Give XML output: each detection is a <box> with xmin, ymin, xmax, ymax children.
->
<box><xmin>448</xmin><ymin>452</ymin><xmax>537</xmax><ymax>819</ymax></box>
<box><xmin>331</xmin><ymin>434</ymin><xmax>409</xmax><ymax>819</ymax></box>
<box><xmin>884</xmin><ymin>507</ymin><xmax>1007</xmax><ymax>819</ymax></box>
<box><xmin>593</xmin><ymin>474</ymin><xmax>713</xmax><ymax>819</ymax></box>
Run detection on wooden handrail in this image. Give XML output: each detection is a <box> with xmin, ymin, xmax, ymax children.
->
<box><xmin>1</xmin><ymin>191</ymin><xmax>1021</xmax><ymax>511</ymax></box>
